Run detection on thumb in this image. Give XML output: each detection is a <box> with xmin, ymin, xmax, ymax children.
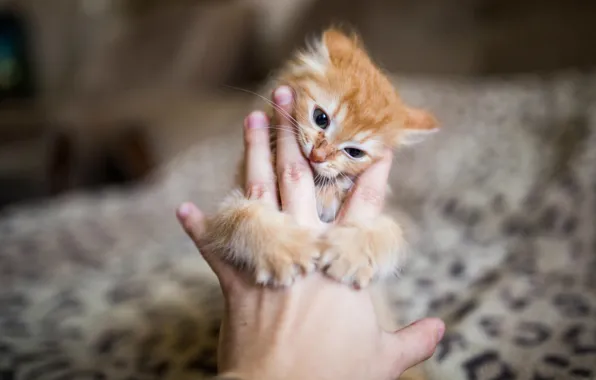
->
<box><xmin>381</xmin><ymin>318</ymin><xmax>445</xmax><ymax>376</ymax></box>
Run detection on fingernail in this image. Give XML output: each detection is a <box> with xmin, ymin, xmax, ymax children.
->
<box><xmin>436</xmin><ymin>322</ymin><xmax>446</xmax><ymax>342</ymax></box>
<box><xmin>274</xmin><ymin>86</ymin><xmax>293</xmax><ymax>106</ymax></box>
<box><xmin>177</xmin><ymin>203</ymin><xmax>192</xmax><ymax>218</ymax></box>
<box><xmin>247</xmin><ymin>111</ymin><xmax>267</xmax><ymax>128</ymax></box>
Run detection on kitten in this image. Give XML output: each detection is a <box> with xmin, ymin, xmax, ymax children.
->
<box><xmin>202</xmin><ymin>28</ymin><xmax>438</xmax><ymax>287</ymax></box>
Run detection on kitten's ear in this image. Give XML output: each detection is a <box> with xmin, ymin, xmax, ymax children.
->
<box><xmin>322</xmin><ymin>27</ymin><xmax>361</xmax><ymax>55</ymax></box>
<box><xmin>400</xmin><ymin>107</ymin><xmax>439</xmax><ymax>146</ymax></box>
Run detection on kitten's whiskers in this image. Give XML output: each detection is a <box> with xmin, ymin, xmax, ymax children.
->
<box><xmin>268</xmin><ymin>125</ymin><xmax>300</xmax><ymax>137</ymax></box>
<box><xmin>339</xmin><ymin>172</ymin><xmax>355</xmax><ymax>189</ymax></box>
<box><xmin>222</xmin><ymin>85</ymin><xmax>301</xmax><ymax>129</ymax></box>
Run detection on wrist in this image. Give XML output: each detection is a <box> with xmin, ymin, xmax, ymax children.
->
<box><xmin>217</xmin><ymin>369</ymin><xmax>285</xmax><ymax>380</ymax></box>
<box><xmin>215</xmin><ymin>373</ymin><xmax>247</xmax><ymax>380</ymax></box>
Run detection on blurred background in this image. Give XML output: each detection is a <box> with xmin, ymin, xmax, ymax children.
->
<box><xmin>1</xmin><ymin>0</ymin><xmax>595</xmax><ymax>209</ymax></box>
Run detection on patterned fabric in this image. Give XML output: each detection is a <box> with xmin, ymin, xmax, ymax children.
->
<box><xmin>1</xmin><ymin>70</ymin><xmax>595</xmax><ymax>380</ymax></box>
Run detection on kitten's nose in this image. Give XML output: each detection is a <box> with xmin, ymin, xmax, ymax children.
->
<box><xmin>309</xmin><ymin>149</ymin><xmax>326</xmax><ymax>163</ymax></box>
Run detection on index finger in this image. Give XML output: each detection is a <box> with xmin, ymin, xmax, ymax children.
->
<box><xmin>338</xmin><ymin>151</ymin><xmax>393</xmax><ymax>222</ymax></box>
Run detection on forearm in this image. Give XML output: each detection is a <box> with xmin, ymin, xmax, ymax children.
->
<box><xmin>211</xmin><ymin>374</ymin><xmax>260</xmax><ymax>380</ymax></box>
<box><xmin>212</xmin><ymin>372</ymin><xmax>285</xmax><ymax>380</ymax></box>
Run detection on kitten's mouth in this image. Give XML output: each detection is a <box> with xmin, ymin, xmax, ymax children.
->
<box><xmin>313</xmin><ymin>173</ymin><xmax>338</xmax><ymax>186</ymax></box>
<box><xmin>310</xmin><ymin>163</ymin><xmax>340</xmax><ymax>182</ymax></box>
<box><xmin>302</xmin><ymin>142</ymin><xmax>342</xmax><ymax>184</ymax></box>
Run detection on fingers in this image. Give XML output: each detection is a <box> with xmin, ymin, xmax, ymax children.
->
<box><xmin>273</xmin><ymin>86</ymin><xmax>319</xmax><ymax>225</ymax></box>
<box><xmin>339</xmin><ymin>151</ymin><xmax>393</xmax><ymax>222</ymax></box>
<box><xmin>243</xmin><ymin>111</ymin><xmax>278</xmax><ymax>205</ymax></box>
<box><xmin>274</xmin><ymin>86</ymin><xmax>303</xmax><ymax>164</ymax></box>
<box><xmin>176</xmin><ymin>202</ymin><xmax>235</xmax><ymax>284</ymax></box>
<box><xmin>382</xmin><ymin>318</ymin><xmax>445</xmax><ymax>376</ymax></box>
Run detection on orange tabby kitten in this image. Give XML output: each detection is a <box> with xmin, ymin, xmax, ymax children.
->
<box><xmin>203</xmin><ymin>28</ymin><xmax>438</xmax><ymax>288</ymax></box>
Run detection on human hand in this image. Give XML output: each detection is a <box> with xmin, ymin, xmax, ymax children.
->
<box><xmin>176</xmin><ymin>86</ymin><xmax>445</xmax><ymax>380</ymax></box>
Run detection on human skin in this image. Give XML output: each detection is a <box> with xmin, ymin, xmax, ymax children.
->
<box><xmin>176</xmin><ymin>86</ymin><xmax>445</xmax><ymax>380</ymax></box>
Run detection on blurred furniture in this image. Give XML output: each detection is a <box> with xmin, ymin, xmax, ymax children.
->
<box><xmin>0</xmin><ymin>7</ymin><xmax>35</xmax><ymax>100</ymax></box>
<box><xmin>46</xmin><ymin>120</ymin><xmax>156</xmax><ymax>195</ymax></box>
<box><xmin>0</xmin><ymin>100</ymin><xmax>47</xmax><ymax>208</ymax></box>
<box><xmin>0</xmin><ymin>6</ymin><xmax>44</xmax><ymax>208</ymax></box>
<box><xmin>40</xmin><ymin>0</ymin><xmax>255</xmax><ymax>196</ymax></box>
<box><xmin>0</xmin><ymin>0</ymin><xmax>256</xmax><ymax>207</ymax></box>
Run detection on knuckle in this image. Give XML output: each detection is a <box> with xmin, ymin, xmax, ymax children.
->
<box><xmin>244</xmin><ymin>127</ymin><xmax>269</xmax><ymax>147</ymax></box>
<box><xmin>354</xmin><ymin>185</ymin><xmax>384</xmax><ymax>208</ymax></box>
<box><xmin>246</xmin><ymin>182</ymin><xmax>275</xmax><ymax>200</ymax></box>
<box><xmin>279</xmin><ymin>162</ymin><xmax>309</xmax><ymax>185</ymax></box>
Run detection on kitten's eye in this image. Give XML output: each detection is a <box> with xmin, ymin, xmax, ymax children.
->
<box><xmin>344</xmin><ymin>147</ymin><xmax>365</xmax><ymax>159</ymax></box>
<box><xmin>313</xmin><ymin>107</ymin><xmax>330</xmax><ymax>129</ymax></box>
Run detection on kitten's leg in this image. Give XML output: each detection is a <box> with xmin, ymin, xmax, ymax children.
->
<box><xmin>320</xmin><ymin>214</ymin><xmax>406</xmax><ymax>288</ymax></box>
<box><xmin>202</xmin><ymin>190</ymin><xmax>320</xmax><ymax>286</ymax></box>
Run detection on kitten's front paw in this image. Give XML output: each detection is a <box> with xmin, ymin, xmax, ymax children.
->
<box><xmin>320</xmin><ymin>219</ymin><xmax>405</xmax><ymax>288</ymax></box>
<box><xmin>253</xmin><ymin>228</ymin><xmax>320</xmax><ymax>287</ymax></box>
<box><xmin>320</xmin><ymin>226</ymin><xmax>376</xmax><ymax>288</ymax></box>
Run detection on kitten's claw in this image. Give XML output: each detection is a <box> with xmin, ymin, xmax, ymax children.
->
<box><xmin>255</xmin><ymin>267</ymin><xmax>296</xmax><ymax>287</ymax></box>
<box><xmin>252</xmin><ymin>232</ymin><xmax>320</xmax><ymax>287</ymax></box>
<box><xmin>319</xmin><ymin>220</ymin><xmax>404</xmax><ymax>289</ymax></box>
<box><xmin>321</xmin><ymin>243</ymin><xmax>376</xmax><ymax>288</ymax></box>
<box><xmin>320</xmin><ymin>217</ymin><xmax>405</xmax><ymax>288</ymax></box>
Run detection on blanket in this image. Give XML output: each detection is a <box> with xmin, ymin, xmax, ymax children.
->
<box><xmin>1</xmin><ymin>70</ymin><xmax>595</xmax><ymax>380</ymax></box>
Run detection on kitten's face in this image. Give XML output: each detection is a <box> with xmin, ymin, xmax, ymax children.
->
<box><xmin>292</xmin><ymin>90</ymin><xmax>380</xmax><ymax>180</ymax></box>
<box><xmin>279</xmin><ymin>29</ymin><xmax>438</xmax><ymax>182</ymax></box>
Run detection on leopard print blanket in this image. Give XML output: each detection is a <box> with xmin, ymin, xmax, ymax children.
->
<box><xmin>1</xmin><ymin>70</ymin><xmax>595</xmax><ymax>380</ymax></box>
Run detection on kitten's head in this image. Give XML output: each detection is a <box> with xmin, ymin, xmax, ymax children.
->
<box><xmin>277</xmin><ymin>28</ymin><xmax>438</xmax><ymax>181</ymax></box>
